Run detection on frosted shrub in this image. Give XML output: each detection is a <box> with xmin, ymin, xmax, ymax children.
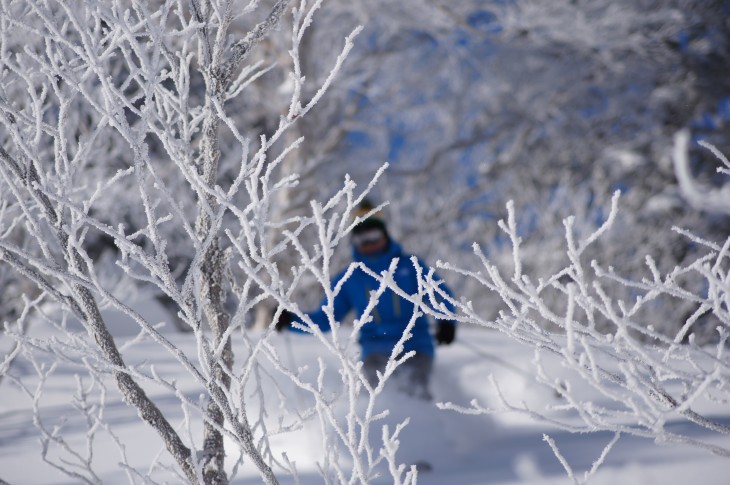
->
<box><xmin>0</xmin><ymin>1</ymin><xmax>426</xmax><ymax>484</ymax></box>
<box><xmin>423</xmin><ymin>139</ymin><xmax>730</xmax><ymax>481</ymax></box>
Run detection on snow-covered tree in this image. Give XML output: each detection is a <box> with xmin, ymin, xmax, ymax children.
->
<box><xmin>296</xmin><ymin>1</ymin><xmax>730</xmax><ymax>330</ymax></box>
<box><xmin>465</xmin><ymin>0</ymin><xmax>730</xmax><ymax>334</ymax></box>
<box><xmin>0</xmin><ymin>1</ymin><xmax>439</xmax><ymax>483</ymax></box>
<box><xmin>418</xmin><ymin>138</ymin><xmax>730</xmax><ymax>481</ymax></box>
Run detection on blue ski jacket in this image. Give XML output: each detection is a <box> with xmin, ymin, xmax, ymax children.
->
<box><xmin>292</xmin><ymin>239</ymin><xmax>455</xmax><ymax>358</ymax></box>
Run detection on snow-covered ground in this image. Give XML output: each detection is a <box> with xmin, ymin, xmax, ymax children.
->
<box><xmin>1</xmin><ymin>296</ymin><xmax>728</xmax><ymax>484</ymax></box>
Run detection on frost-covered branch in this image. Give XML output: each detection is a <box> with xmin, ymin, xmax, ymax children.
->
<box><xmin>674</xmin><ymin>129</ymin><xmax>730</xmax><ymax>215</ymax></box>
<box><xmin>427</xmin><ymin>143</ymin><xmax>730</xmax><ymax>468</ymax></box>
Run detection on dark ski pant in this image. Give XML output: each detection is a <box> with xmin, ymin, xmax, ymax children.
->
<box><xmin>362</xmin><ymin>352</ymin><xmax>433</xmax><ymax>400</ymax></box>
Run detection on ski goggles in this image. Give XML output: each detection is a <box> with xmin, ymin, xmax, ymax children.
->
<box><xmin>352</xmin><ymin>228</ymin><xmax>386</xmax><ymax>247</ymax></box>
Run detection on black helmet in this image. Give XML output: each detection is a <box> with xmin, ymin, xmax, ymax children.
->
<box><xmin>352</xmin><ymin>199</ymin><xmax>388</xmax><ymax>239</ymax></box>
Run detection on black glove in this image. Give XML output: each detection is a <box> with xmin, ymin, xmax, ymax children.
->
<box><xmin>274</xmin><ymin>309</ymin><xmax>295</xmax><ymax>332</ymax></box>
<box><xmin>435</xmin><ymin>320</ymin><xmax>456</xmax><ymax>345</ymax></box>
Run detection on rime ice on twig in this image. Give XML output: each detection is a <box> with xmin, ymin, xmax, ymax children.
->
<box><xmin>426</xmin><ymin>142</ymin><xmax>730</xmax><ymax>476</ymax></box>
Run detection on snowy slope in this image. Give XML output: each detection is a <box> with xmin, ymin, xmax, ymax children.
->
<box><xmin>1</xmin><ymin>296</ymin><xmax>728</xmax><ymax>484</ymax></box>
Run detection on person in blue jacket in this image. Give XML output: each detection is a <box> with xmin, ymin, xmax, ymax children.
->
<box><xmin>275</xmin><ymin>201</ymin><xmax>456</xmax><ymax>400</ymax></box>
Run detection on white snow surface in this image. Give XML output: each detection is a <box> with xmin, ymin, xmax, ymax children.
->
<box><xmin>1</xmin><ymin>296</ymin><xmax>729</xmax><ymax>485</ymax></box>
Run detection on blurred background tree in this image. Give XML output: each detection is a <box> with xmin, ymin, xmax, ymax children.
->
<box><xmin>244</xmin><ymin>0</ymin><xmax>730</xmax><ymax>334</ymax></box>
<box><xmin>4</xmin><ymin>0</ymin><xmax>728</xmax><ymax>334</ymax></box>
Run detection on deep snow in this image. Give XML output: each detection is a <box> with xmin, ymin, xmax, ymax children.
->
<box><xmin>1</xmin><ymin>295</ymin><xmax>728</xmax><ymax>484</ymax></box>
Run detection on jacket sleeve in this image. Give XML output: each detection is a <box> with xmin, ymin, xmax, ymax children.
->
<box><xmin>290</xmin><ymin>269</ymin><xmax>352</xmax><ymax>334</ymax></box>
